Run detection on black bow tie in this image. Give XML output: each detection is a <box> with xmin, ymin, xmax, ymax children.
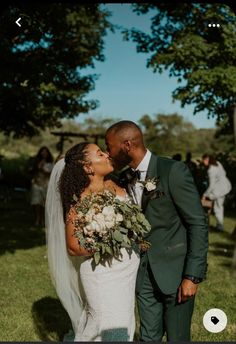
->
<box><xmin>124</xmin><ymin>168</ymin><xmax>141</xmax><ymax>184</ymax></box>
<box><xmin>118</xmin><ymin>168</ymin><xmax>141</xmax><ymax>188</ymax></box>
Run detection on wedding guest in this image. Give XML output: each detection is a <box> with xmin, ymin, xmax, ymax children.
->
<box><xmin>185</xmin><ymin>152</ymin><xmax>197</xmax><ymax>183</ymax></box>
<box><xmin>201</xmin><ymin>153</ymin><xmax>232</xmax><ymax>231</ymax></box>
<box><xmin>30</xmin><ymin>146</ymin><xmax>54</xmax><ymax>226</ymax></box>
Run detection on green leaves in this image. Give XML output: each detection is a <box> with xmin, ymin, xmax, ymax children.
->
<box><xmin>140</xmin><ymin>113</ymin><xmax>198</xmax><ymax>156</ymax></box>
<box><xmin>94</xmin><ymin>251</ymin><xmax>100</xmax><ymax>265</ymax></box>
<box><xmin>105</xmin><ymin>245</ymin><xmax>113</xmax><ymax>255</ymax></box>
<box><xmin>0</xmin><ymin>4</ymin><xmax>113</xmax><ymax>138</ymax></box>
<box><xmin>113</xmin><ymin>230</ymin><xmax>123</xmax><ymax>242</ymax></box>
<box><xmin>127</xmin><ymin>3</ymin><xmax>236</xmax><ymax>124</ymax></box>
<box><xmin>118</xmin><ymin>227</ymin><xmax>128</xmax><ymax>234</ymax></box>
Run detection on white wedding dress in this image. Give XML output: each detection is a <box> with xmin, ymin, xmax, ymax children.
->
<box><xmin>45</xmin><ymin>160</ymin><xmax>140</xmax><ymax>342</ymax></box>
<box><xmin>75</xmin><ymin>195</ymin><xmax>140</xmax><ymax>341</ymax></box>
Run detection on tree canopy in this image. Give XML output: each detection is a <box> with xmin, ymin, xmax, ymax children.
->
<box><xmin>0</xmin><ymin>4</ymin><xmax>112</xmax><ymax>137</ymax></box>
<box><xmin>139</xmin><ymin>113</ymin><xmax>216</xmax><ymax>156</ymax></box>
<box><xmin>124</xmin><ymin>4</ymin><xmax>236</xmax><ymax>125</ymax></box>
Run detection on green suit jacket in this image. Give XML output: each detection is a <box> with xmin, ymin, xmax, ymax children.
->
<box><xmin>136</xmin><ymin>153</ymin><xmax>208</xmax><ymax>295</ymax></box>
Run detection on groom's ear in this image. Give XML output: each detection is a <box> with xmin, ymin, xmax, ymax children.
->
<box><xmin>123</xmin><ymin>140</ymin><xmax>132</xmax><ymax>152</ymax></box>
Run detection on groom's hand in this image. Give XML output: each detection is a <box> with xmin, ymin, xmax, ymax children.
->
<box><xmin>178</xmin><ymin>279</ymin><xmax>198</xmax><ymax>303</ymax></box>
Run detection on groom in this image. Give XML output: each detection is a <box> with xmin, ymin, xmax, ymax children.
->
<box><xmin>105</xmin><ymin>120</ymin><xmax>208</xmax><ymax>341</ymax></box>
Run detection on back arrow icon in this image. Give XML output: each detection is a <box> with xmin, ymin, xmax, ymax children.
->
<box><xmin>16</xmin><ymin>18</ymin><xmax>22</xmax><ymax>27</ymax></box>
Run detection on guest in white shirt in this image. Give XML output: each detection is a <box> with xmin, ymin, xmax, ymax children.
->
<box><xmin>202</xmin><ymin>153</ymin><xmax>232</xmax><ymax>231</ymax></box>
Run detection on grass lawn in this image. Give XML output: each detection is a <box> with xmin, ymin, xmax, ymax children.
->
<box><xmin>0</xmin><ymin>189</ymin><xmax>236</xmax><ymax>341</ymax></box>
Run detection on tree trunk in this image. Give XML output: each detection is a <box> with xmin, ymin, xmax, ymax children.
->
<box><xmin>234</xmin><ymin>105</ymin><xmax>236</xmax><ymax>146</ymax></box>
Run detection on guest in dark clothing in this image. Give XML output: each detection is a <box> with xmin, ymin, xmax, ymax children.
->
<box><xmin>185</xmin><ymin>152</ymin><xmax>198</xmax><ymax>183</ymax></box>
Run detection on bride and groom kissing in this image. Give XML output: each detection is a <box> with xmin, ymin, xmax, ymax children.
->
<box><xmin>46</xmin><ymin>120</ymin><xmax>208</xmax><ymax>342</ymax></box>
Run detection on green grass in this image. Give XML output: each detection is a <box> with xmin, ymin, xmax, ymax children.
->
<box><xmin>0</xmin><ymin>191</ymin><xmax>235</xmax><ymax>341</ymax></box>
<box><xmin>191</xmin><ymin>213</ymin><xmax>236</xmax><ymax>341</ymax></box>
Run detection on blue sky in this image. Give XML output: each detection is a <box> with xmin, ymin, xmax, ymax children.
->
<box><xmin>77</xmin><ymin>3</ymin><xmax>216</xmax><ymax>129</ymax></box>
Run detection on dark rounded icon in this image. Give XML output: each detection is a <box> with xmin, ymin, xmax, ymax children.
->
<box><xmin>211</xmin><ymin>316</ymin><xmax>219</xmax><ymax>325</ymax></box>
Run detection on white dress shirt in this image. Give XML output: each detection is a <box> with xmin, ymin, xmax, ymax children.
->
<box><xmin>128</xmin><ymin>149</ymin><xmax>152</xmax><ymax>206</ymax></box>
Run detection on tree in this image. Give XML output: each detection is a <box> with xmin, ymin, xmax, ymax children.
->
<box><xmin>124</xmin><ymin>4</ymin><xmax>236</xmax><ymax>130</ymax></box>
<box><xmin>82</xmin><ymin>116</ymin><xmax>119</xmax><ymax>135</ymax></box>
<box><xmin>139</xmin><ymin>113</ymin><xmax>197</xmax><ymax>156</ymax></box>
<box><xmin>0</xmin><ymin>4</ymin><xmax>112</xmax><ymax>137</ymax></box>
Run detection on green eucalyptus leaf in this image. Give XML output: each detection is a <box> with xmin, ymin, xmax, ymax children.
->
<box><xmin>105</xmin><ymin>245</ymin><xmax>113</xmax><ymax>255</ymax></box>
<box><xmin>113</xmin><ymin>230</ymin><xmax>124</xmax><ymax>242</ymax></box>
<box><xmin>94</xmin><ymin>251</ymin><xmax>100</xmax><ymax>265</ymax></box>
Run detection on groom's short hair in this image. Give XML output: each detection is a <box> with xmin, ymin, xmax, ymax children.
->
<box><xmin>106</xmin><ymin>120</ymin><xmax>142</xmax><ymax>136</ymax></box>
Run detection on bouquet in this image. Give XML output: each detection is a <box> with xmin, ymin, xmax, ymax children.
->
<box><xmin>72</xmin><ymin>190</ymin><xmax>151</xmax><ymax>265</ymax></box>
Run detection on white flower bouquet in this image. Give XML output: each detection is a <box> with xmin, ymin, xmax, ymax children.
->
<box><xmin>71</xmin><ymin>190</ymin><xmax>151</xmax><ymax>265</ymax></box>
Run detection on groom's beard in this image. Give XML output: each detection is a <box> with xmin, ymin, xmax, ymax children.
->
<box><xmin>111</xmin><ymin>148</ymin><xmax>132</xmax><ymax>171</ymax></box>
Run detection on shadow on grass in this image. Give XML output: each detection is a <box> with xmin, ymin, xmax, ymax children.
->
<box><xmin>32</xmin><ymin>296</ymin><xmax>71</xmax><ymax>341</ymax></box>
<box><xmin>209</xmin><ymin>237</ymin><xmax>235</xmax><ymax>258</ymax></box>
<box><xmin>209</xmin><ymin>248</ymin><xmax>234</xmax><ymax>258</ymax></box>
<box><xmin>209</xmin><ymin>227</ymin><xmax>235</xmax><ymax>239</ymax></box>
<box><xmin>0</xmin><ymin>190</ymin><xmax>46</xmax><ymax>255</ymax></box>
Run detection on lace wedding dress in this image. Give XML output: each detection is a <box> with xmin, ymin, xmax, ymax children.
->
<box><xmin>75</xmin><ymin>194</ymin><xmax>140</xmax><ymax>341</ymax></box>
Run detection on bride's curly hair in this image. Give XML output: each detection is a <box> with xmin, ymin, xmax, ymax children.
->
<box><xmin>59</xmin><ymin>142</ymin><xmax>92</xmax><ymax>219</ymax></box>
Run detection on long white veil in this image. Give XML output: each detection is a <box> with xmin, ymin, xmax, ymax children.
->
<box><xmin>45</xmin><ymin>158</ymin><xmax>85</xmax><ymax>334</ymax></box>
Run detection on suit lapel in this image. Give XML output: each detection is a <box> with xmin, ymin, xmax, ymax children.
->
<box><xmin>141</xmin><ymin>154</ymin><xmax>158</xmax><ymax>212</ymax></box>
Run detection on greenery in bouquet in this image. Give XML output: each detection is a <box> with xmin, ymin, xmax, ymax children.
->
<box><xmin>72</xmin><ymin>190</ymin><xmax>151</xmax><ymax>265</ymax></box>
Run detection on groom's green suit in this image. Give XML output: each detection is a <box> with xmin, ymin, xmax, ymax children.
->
<box><xmin>135</xmin><ymin>154</ymin><xmax>208</xmax><ymax>341</ymax></box>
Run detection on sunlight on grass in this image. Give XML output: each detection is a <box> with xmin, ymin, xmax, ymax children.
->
<box><xmin>0</xmin><ymin>198</ymin><xmax>235</xmax><ymax>341</ymax></box>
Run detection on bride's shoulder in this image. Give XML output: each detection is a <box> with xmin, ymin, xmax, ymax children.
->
<box><xmin>104</xmin><ymin>179</ymin><xmax>126</xmax><ymax>197</ymax></box>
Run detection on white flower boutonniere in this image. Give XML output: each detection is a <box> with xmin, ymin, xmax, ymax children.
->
<box><xmin>139</xmin><ymin>177</ymin><xmax>159</xmax><ymax>192</ymax></box>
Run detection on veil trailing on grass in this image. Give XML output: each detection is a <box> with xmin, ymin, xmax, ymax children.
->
<box><xmin>45</xmin><ymin>158</ymin><xmax>85</xmax><ymax>334</ymax></box>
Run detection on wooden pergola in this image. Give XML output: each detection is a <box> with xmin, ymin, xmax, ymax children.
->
<box><xmin>51</xmin><ymin>131</ymin><xmax>105</xmax><ymax>154</ymax></box>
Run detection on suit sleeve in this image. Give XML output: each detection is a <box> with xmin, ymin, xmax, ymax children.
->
<box><xmin>169</xmin><ymin>161</ymin><xmax>208</xmax><ymax>279</ymax></box>
<box><xmin>203</xmin><ymin>167</ymin><xmax>216</xmax><ymax>199</ymax></box>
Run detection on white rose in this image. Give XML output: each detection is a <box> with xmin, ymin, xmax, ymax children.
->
<box><xmin>145</xmin><ymin>181</ymin><xmax>156</xmax><ymax>191</ymax></box>
<box><xmin>94</xmin><ymin>213</ymin><xmax>107</xmax><ymax>231</ymax></box>
<box><xmin>106</xmin><ymin>220</ymin><xmax>116</xmax><ymax>229</ymax></box>
<box><xmin>85</xmin><ymin>208</ymin><xmax>96</xmax><ymax>222</ymax></box>
<box><xmin>89</xmin><ymin>220</ymin><xmax>101</xmax><ymax>233</ymax></box>
<box><xmin>102</xmin><ymin>206</ymin><xmax>115</xmax><ymax>218</ymax></box>
<box><xmin>95</xmin><ymin>213</ymin><xmax>105</xmax><ymax>223</ymax></box>
<box><xmin>116</xmin><ymin>213</ymin><xmax>123</xmax><ymax>222</ymax></box>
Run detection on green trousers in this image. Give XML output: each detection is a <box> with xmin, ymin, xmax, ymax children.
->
<box><xmin>137</xmin><ymin>262</ymin><xmax>195</xmax><ymax>341</ymax></box>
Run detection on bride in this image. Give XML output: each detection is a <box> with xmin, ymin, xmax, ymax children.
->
<box><xmin>45</xmin><ymin>142</ymin><xmax>140</xmax><ymax>341</ymax></box>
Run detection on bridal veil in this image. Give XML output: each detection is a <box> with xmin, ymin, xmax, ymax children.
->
<box><xmin>45</xmin><ymin>158</ymin><xmax>84</xmax><ymax>334</ymax></box>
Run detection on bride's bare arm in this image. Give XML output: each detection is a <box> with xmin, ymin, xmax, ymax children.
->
<box><xmin>65</xmin><ymin>206</ymin><xmax>93</xmax><ymax>257</ymax></box>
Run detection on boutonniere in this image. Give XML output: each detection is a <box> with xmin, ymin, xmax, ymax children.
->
<box><xmin>139</xmin><ymin>177</ymin><xmax>160</xmax><ymax>193</ymax></box>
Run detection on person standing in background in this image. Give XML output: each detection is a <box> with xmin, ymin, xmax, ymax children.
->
<box><xmin>201</xmin><ymin>153</ymin><xmax>232</xmax><ymax>232</ymax></box>
<box><xmin>185</xmin><ymin>152</ymin><xmax>197</xmax><ymax>184</ymax></box>
<box><xmin>30</xmin><ymin>146</ymin><xmax>54</xmax><ymax>226</ymax></box>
